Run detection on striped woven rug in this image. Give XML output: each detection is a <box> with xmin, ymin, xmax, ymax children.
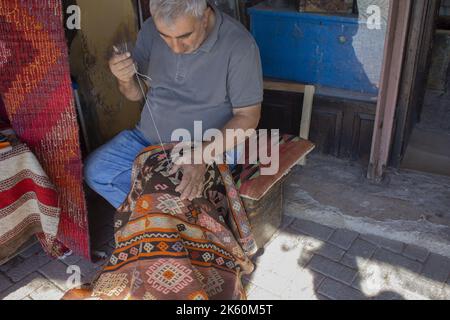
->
<box><xmin>0</xmin><ymin>127</ymin><xmax>61</xmax><ymax>263</ymax></box>
<box><xmin>0</xmin><ymin>0</ymin><xmax>90</xmax><ymax>258</ymax></box>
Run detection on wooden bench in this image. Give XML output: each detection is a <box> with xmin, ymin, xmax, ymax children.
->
<box><xmin>235</xmin><ymin>79</ymin><xmax>316</xmax><ymax>250</ymax></box>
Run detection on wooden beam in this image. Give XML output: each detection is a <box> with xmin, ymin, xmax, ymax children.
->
<box><xmin>264</xmin><ymin>79</ymin><xmax>308</xmax><ymax>93</ymax></box>
<box><xmin>298</xmin><ymin>85</ymin><xmax>315</xmax><ymax>165</ymax></box>
<box><xmin>299</xmin><ymin>85</ymin><xmax>315</xmax><ymax>140</ymax></box>
<box><xmin>368</xmin><ymin>0</ymin><xmax>412</xmax><ymax>182</ymax></box>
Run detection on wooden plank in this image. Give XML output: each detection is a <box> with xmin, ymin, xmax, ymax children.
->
<box><xmin>298</xmin><ymin>85</ymin><xmax>315</xmax><ymax>165</ymax></box>
<box><xmin>299</xmin><ymin>86</ymin><xmax>315</xmax><ymax>140</ymax></box>
<box><xmin>264</xmin><ymin>79</ymin><xmax>308</xmax><ymax>93</ymax></box>
<box><xmin>368</xmin><ymin>0</ymin><xmax>412</xmax><ymax>181</ymax></box>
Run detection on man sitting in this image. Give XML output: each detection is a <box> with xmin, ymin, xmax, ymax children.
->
<box><xmin>84</xmin><ymin>0</ymin><xmax>263</xmax><ymax>208</ymax></box>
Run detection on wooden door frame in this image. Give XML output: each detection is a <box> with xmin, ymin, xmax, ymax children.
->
<box><xmin>368</xmin><ymin>0</ymin><xmax>413</xmax><ymax>181</ymax></box>
<box><xmin>368</xmin><ymin>0</ymin><xmax>442</xmax><ymax>181</ymax></box>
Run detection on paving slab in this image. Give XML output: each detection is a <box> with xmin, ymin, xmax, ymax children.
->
<box><xmin>39</xmin><ymin>260</ymin><xmax>80</xmax><ymax>292</ymax></box>
<box><xmin>360</xmin><ymin>234</ymin><xmax>405</xmax><ymax>254</ymax></box>
<box><xmin>0</xmin><ymin>272</ymin><xmax>49</xmax><ymax>300</ymax></box>
<box><xmin>290</xmin><ymin>219</ymin><xmax>334</xmax><ymax>242</ymax></box>
<box><xmin>247</xmin><ymin>284</ymin><xmax>281</xmax><ymax>300</ymax></box>
<box><xmin>346</xmin><ymin>238</ymin><xmax>377</xmax><ymax>260</ymax></box>
<box><xmin>0</xmin><ymin>256</ymin><xmax>24</xmax><ymax>273</ymax></box>
<box><xmin>372</xmin><ymin>248</ymin><xmax>423</xmax><ymax>274</ymax></box>
<box><xmin>421</xmin><ymin>253</ymin><xmax>450</xmax><ymax>283</ymax></box>
<box><xmin>327</xmin><ymin>229</ymin><xmax>359</xmax><ymax>250</ymax></box>
<box><xmin>19</xmin><ymin>243</ymin><xmax>45</xmax><ymax>259</ymax></box>
<box><xmin>340</xmin><ymin>253</ymin><xmax>373</xmax><ymax>270</ymax></box>
<box><xmin>29</xmin><ymin>280</ymin><xmax>64</xmax><ymax>300</ymax></box>
<box><xmin>402</xmin><ymin>244</ymin><xmax>430</xmax><ymax>263</ymax></box>
<box><xmin>0</xmin><ymin>273</ymin><xmax>13</xmax><ymax>293</ymax></box>
<box><xmin>281</xmin><ymin>269</ymin><xmax>325</xmax><ymax>300</ymax></box>
<box><xmin>244</xmin><ymin>267</ymin><xmax>291</xmax><ymax>297</ymax></box>
<box><xmin>6</xmin><ymin>253</ymin><xmax>51</xmax><ymax>283</ymax></box>
<box><xmin>313</xmin><ymin>242</ymin><xmax>346</xmax><ymax>263</ymax></box>
<box><xmin>307</xmin><ymin>255</ymin><xmax>357</xmax><ymax>285</ymax></box>
<box><xmin>318</xmin><ymin>278</ymin><xmax>367</xmax><ymax>300</ymax></box>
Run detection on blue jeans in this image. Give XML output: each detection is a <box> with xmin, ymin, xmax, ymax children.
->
<box><xmin>84</xmin><ymin>128</ymin><xmax>152</xmax><ymax>209</ymax></box>
<box><xmin>84</xmin><ymin>127</ymin><xmax>242</xmax><ymax>209</ymax></box>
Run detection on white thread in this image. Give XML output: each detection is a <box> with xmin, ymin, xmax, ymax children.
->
<box><xmin>121</xmin><ymin>43</ymin><xmax>172</xmax><ymax>171</ymax></box>
<box><xmin>135</xmin><ymin>71</ymin><xmax>153</xmax><ymax>82</ymax></box>
<box><xmin>132</xmin><ymin>64</ymin><xmax>172</xmax><ymax>171</ymax></box>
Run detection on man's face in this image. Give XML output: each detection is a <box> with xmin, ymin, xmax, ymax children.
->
<box><xmin>154</xmin><ymin>8</ymin><xmax>211</xmax><ymax>54</ymax></box>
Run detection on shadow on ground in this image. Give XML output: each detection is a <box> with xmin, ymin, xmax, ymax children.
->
<box><xmin>245</xmin><ymin>214</ymin><xmax>450</xmax><ymax>300</ymax></box>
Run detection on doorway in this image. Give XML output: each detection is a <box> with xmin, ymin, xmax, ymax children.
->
<box><xmin>401</xmin><ymin>2</ymin><xmax>450</xmax><ymax>177</ymax></box>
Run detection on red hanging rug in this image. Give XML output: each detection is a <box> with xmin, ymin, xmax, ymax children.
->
<box><xmin>0</xmin><ymin>0</ymin><xmax>90</xmax><ymax>259</ymax></box>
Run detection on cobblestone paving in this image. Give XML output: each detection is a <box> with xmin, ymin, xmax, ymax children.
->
<box><xmin>1</xmin><ymin>216</ymin><xmax>449</xmax><ymax>300</ymax></box>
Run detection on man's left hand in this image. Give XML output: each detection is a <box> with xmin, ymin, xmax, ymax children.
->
<box><xmin>169</xmin><ymin>164</ymin><xmax>208</xmax><ymax>201</ymax></box>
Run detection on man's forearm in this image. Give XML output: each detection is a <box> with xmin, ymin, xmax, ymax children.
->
<box><xmin>202</xmin><ymin>105</ymin><xmax>261</xmax><ymax>162</ymax></box>
<box><xmin>118</xmin><ymin>78</ymin><xmax>145</xmax><ymax>102</ymax></box>
<box><xmin>219</xmin><ymin>114</ymin><xmax>259</xmax><ymax>151</ymax></box>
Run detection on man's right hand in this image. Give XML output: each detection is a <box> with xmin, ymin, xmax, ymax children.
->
<box><xmin>109</xmin><ymin>51</ymin><xmax>136</xmax><ymax>83</ymax></box>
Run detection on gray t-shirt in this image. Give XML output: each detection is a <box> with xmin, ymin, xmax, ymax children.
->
<box><xmin>132</xmin><ymin>4</ymin><xmax>263</xmax><ymax>144</ymax></box>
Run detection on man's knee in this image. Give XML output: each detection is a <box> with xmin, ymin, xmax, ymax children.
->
<box><xmin>83</xmin><ymin>129</ymin><xmax>143</xmax><ymax>192</ymax></box>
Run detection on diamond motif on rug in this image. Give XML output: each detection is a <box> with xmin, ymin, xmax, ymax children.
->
<box><xmin>156</xmin><ymin>194</ymin><xmax>185</xmax><ymax>215</ymax></box>
<box><xmin>146</xmin><ymin>260</ymin><xmax>193</xmax><ymax>294</ymax></box>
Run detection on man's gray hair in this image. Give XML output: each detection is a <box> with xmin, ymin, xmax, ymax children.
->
<box><xmin>150</xmin><ymin>0</ymin><xmax>208</xmax><ymax>24</ymax></box>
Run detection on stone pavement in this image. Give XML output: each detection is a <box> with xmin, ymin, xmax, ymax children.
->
<box><xmin>283</xmin><ymin>154</ymin><xmax>450</xmax><ymax>258</ymax></box>
<box><xmin>0</xmin><ymin>216</ymin><xmax>449</xmax><ymax>300</ymax></box>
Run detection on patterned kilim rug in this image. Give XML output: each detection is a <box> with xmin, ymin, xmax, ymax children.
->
<box><xmin>63</xmin><ymin>145</ymin><xmax>257</xmax><ymax>300</ymax></box>
<box><xmin>0</xmin><ymin>0</ymin><xmax>89</xmax><ymax>258</ymax></box>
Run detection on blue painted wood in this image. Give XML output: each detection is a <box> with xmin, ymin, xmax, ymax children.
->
<box><xmin>249</xmin><ymin>5</ymin><xmax>387</xmax><ymax>94</ymax></box>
